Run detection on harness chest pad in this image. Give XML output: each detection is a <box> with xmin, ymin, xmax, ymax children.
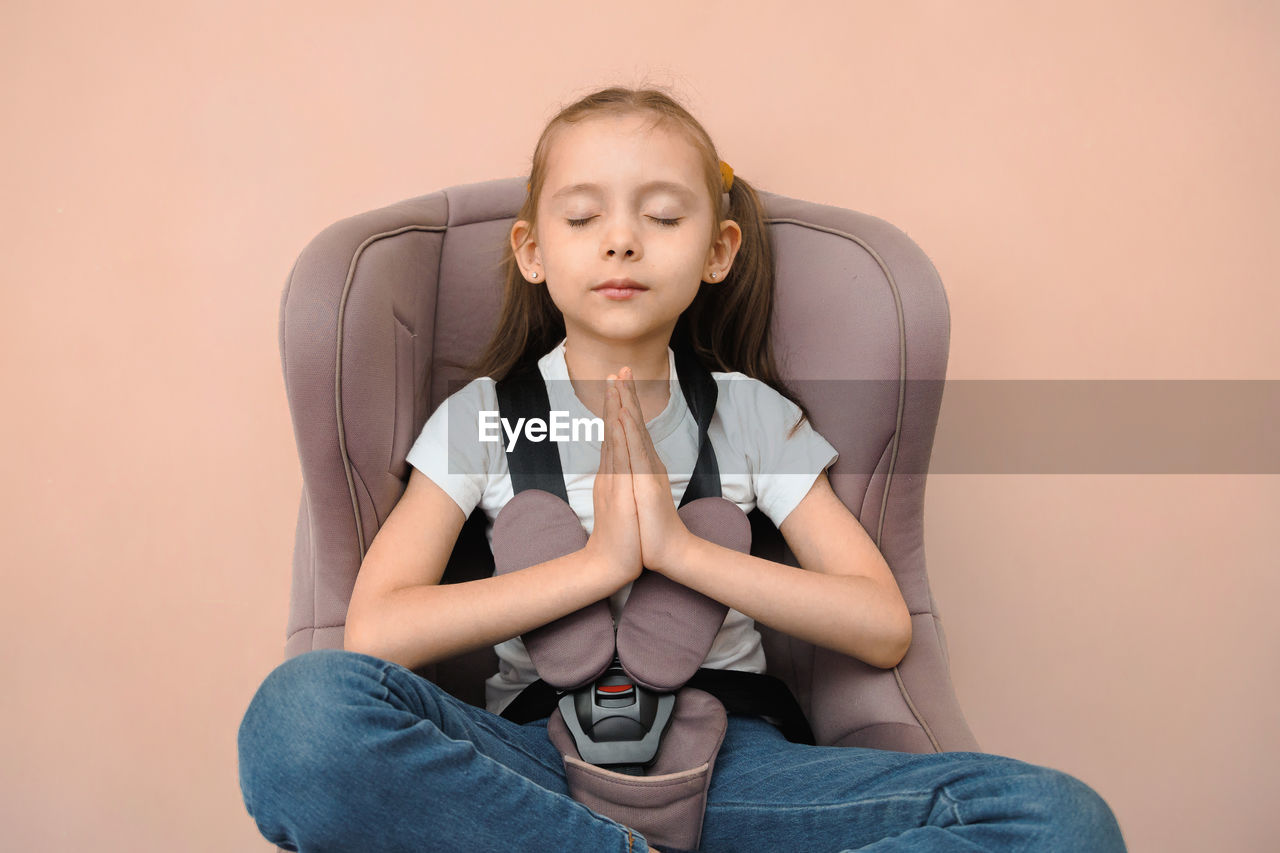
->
<box><xmin>491</xmin><ymin>488</ymin><xmax>614</xmax><ymax>689</ymax></box>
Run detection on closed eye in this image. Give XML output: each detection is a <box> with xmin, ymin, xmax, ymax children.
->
<box><xmin>566</xmin><ymin>216</ymin><xmax>682</xmax><ymax>229</ymax></box>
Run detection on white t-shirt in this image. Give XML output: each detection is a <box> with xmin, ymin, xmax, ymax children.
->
<box><xmin>406</xmin><ymin>337</ymin><xmax>839</xmax><ymax>715</ymax></box>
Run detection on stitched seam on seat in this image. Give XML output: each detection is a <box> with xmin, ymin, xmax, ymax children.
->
<box><xmin>766</xmin><ymin>218</ymin><xmax>921</xmax><ymax>751</ymax></box>
<box><xmin>761</xmin><ymin>216</ymin><xmax>909</xmax><ymax>552</ymax></box>
<box><xmin>281</xmin><ymin>257</ymin><xmax>316</xmax><ymax>646</ymax></box>
<box><xmin>306</xmin><ymin>487</ymin><xmax>317</xmax><ymax>649</ymax></box>
<box><xmin>287</xmin><ymin>624</ymin><xmax>348</xmax><ymax>639</ymax></box>
<box><xmin>861</xmin><ymin>438</ymin><xmax>895</xmax><ymax>531</ymax></box>
<box><xmin>350</xmin><ymin>464</ymin><xmax>374</xmax><ymax>545</ymax></box>
<box><xmin>764</xmin><ymin>217</ymin><xmax>939</xmax><ymax>752</ymax></box>
<box><xmin>334</xmin><ymin>222</ymin><xmax>449</xmax><ymax>563</ymax></box>
<box><xmin>893</xmin><ymin>665</ymin><xmax>942</xmax><ymax>752</ymax></box>
<box><xmin>390</xmin><ymin>310</ymin><xmax>416</xmax><ymax>475</ymax></box>
<box><xmin>841</xmin><ymin>719</ymin><xmax>924</xmax><ymax>738</ymax></box>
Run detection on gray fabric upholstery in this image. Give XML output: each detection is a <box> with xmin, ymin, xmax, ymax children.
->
<box><xmin>278</xmin><ymin>175</ymin><xmax>980</xmax><ymax>754</ymax></box>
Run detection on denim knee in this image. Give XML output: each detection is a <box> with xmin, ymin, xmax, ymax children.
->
<box><xmin>236</xmin><ymin>649</ymin><xmax>398</xmax><ymax>836</ymax></box>
<box><xmin>1020</xmin><ymin>765</ymin><xmax>1127</xmax><ymax>852</ymax></box>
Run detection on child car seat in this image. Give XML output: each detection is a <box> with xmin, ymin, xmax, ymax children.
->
<box><xmin>276</xmin><ymin>177</ymin><xmax>980</xmax><ymax>768</ymax></box>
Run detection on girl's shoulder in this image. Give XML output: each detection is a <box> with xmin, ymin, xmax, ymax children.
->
<box><xmin>428</xmin><ymin>375</ymin><xmax>499</xmax><ymax>417</ymax></box>
<box><xmin>711</xmin><ymin>370</ymin><xmax>802</xmax><ymax>418</ymax></box>
<box><xmin>414</xmin><ymin>376</ymin><xmax>501</xmax><ymax>464</ymax></box>
<box><xmin>407</xmin><ymin>376</ymin><xmax>501</xmax><ymax>520</ymax></box>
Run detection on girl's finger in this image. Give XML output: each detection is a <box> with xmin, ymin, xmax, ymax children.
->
<box><xmin>603</xmin><ymin>375</ymin><xmax>619</xmax><ymax>476</ymax></box>
<box><xmin>607</xmin><ymin>381</ymin><xmax>626</xmax><ymax>474</ymax></box>
<box><xmin>617</xmin><ymin>383</ymin><xmax>653</xmax><ymax>463</ymax></box>
<box><xmin>618</xmin><ymin>405</ymin><xmax>650</xmax><ymax>475</ymax></box>
<box><xmin>620</xmin><ymin>366</ymin><xmax>642</xmax><ymax>421</ymax></box>
<box><xmin>620</xmin><ymin>367</ymin><xmax>658</xmax><ymax>454</ymax></box>
<box><xmin>613</xmin><ymin>415</ymin><xmax>632</xmax><ymax>475</ymax></box>
<box><xmin>601</xmin><ymin>419</ymin><xmax>612</xmax><ymax>476</ymax></box>
<box><xmin>604</xmin><ymin>376</ymin><xmax>614</xmax><ymax>458</ymax></box>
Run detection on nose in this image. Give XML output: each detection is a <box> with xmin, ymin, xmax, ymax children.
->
<box><xmin>603</xmin><ymin>216</ymin><xmax>641</xmax><ymax>260</ymax></box>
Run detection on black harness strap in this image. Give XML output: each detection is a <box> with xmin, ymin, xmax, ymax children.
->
<box><xmin>671</xmin><ymin>342</ymin><xmax>721</xmax><ymax>507</ymax></box>
<box><xmin>494</xmin><ymin>358</ymin><xmax>570</xmax><ymax>503</ymax></box>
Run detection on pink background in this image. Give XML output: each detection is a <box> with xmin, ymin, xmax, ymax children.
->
<box><xmin>3</xmin><ymin>1</ymin><xmax>1277</xmax><ymax>850</ymax></box>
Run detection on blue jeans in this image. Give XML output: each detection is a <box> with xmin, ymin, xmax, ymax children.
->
<box><xmin>238</xmin><ymin>649</ymin><xmax>1126</xmax><ymax>852</ymax></box>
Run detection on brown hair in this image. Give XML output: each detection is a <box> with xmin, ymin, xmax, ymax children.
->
<box><xmin>466</xmin><ymin>85</ymin><xmax>811</xmax><ymax>437</ymax></box>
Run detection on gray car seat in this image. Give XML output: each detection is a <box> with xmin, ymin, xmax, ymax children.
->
<box><xmin>276</xmin><ymin>176</ymin><xmax>980</xmax><ymax>763</ymax></box>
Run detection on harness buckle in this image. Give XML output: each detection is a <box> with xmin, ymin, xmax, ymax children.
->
<box><xmin>556</xmin><ymin>660</ymin><xmax>676</xmax><ymax>776</ymax></box>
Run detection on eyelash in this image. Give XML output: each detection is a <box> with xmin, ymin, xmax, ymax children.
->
<box><xmin>566</xmin><ymin>216</ymin><xmax>681</xmax><ymax>229</ymax></box>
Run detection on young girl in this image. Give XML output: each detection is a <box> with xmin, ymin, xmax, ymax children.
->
<box><xmin>238</xmin><ymin>87</ymin><xmax>1126</xmax><ymax>852</ymax></box>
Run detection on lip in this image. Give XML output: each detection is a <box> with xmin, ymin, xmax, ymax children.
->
<box><xmin>592</xmin><ymin>278</ymin><xmax>648</xmax><ymax>300</ymax></box>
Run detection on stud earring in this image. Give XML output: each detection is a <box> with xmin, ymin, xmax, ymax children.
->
<box><xmin>531</xmin><ymin>271</ymin><xmax>538</xmax><ymax>279</ymax></box>
<box><xmin>710</xmin><ymin>272</ymin><xmax>718</xmax><ymax>279</ymax></box>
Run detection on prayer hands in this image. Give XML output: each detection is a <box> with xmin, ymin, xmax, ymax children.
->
<box><xmin>609</xmin><ymin>366</ymin><xmax>692</xmax><ymax>576</ymax></box>
<box><xmin>585</xmin><ymin>367</ymin><xmax>644</xmax><ymax>588</ymax></box>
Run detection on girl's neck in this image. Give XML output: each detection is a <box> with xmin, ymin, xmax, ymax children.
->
<box><xmin>563</xmin><ymin>337</ymin><xmax>670</xmax><ymax>383</ymax></box>
<box><xmin>562</xmin><ymin>333</ymin><xmax>672</xmax><ymax>421</ymax></box>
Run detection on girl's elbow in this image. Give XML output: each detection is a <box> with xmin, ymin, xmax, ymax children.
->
<box><xmin>890</xmin><ymin>630</ymin><xmax>912</xmax><ymax>668</ymax></box>
<box><xmin>342</xmin><ymin>606</ymin><xmax>381</xmax><ymax>658</ymax></box>
<box><xmin>342</xmin><ymin>619</ymin><xmax>371</xmax><ymax>656</ymax></box>
<box><xmin>879</xmin><ymin>613</ymin><xmax>913</xmax><ymax>669</ymax></box>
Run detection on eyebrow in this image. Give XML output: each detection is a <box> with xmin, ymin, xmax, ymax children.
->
<box><xmin>550</xmin><ymin>181</ymin><xmax>698</xmax><ymax>201</ymax></box>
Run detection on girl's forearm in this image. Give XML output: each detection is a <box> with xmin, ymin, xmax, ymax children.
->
<box><xmin>665</xmin><ymin>534</ymin><xmax>912</xmax><ymax>669</ymax></box>
<box><xmin>344</xmin><ymin>548</ymin><xmax>622</xmax><ymax>672</ymax></box>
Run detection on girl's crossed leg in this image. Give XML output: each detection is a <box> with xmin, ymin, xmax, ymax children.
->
<box><xmin>703</xmin><ymin>715</ymin><xmax>1126</xmax><ymax>852</ymax></box>
<box><xmin>237</xmin><ymin>649</ymin><xmax>641</xmax><ymax>852</ymax></box>
<box><xmin>237</xmin><ymin>649</ymin><xmax>1125</xmax><ymax>852</ymax></box>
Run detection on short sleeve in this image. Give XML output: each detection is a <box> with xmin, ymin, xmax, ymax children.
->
<box><xmin>739</xmin><ymin>381</ymin><xmax>839</xmax><ymax>527</ymax></box>
<box><xmin>405</xmin><ymin>379</ymin><xmax>495</xmax><ymax>518</ymax></box>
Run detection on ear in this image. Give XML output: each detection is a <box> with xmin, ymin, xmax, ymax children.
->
<box><xmin>704</xmin><ymin>219</ymin><xmax>742</xmax><ymax>282</ymax></box>
<box><xmin>510</xmin><ymin>220</ymin><xmax>543</xmax><ymax>282</ymax></box>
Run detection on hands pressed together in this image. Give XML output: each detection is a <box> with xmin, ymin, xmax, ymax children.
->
<box><xmin>586</xmin><ymin>366</ymin><xmax>693</xmax><ymax>588</ymax></box>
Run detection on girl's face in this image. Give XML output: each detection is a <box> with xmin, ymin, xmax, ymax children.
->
<box><xmin>517</xmin><ymin>113</ymin><xmax>735</xmax><ymax>348</ymax></box>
